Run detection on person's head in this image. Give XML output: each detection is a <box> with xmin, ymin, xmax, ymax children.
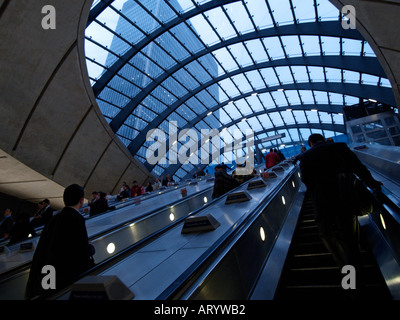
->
<box><xmin>300</xmin><ymin>146</ymin><xmax>307</xmax><ymax>153</ymax></box>
<box><xmin>308</xmin><ymin>134</ymin><xmax>325</xmax><ymax>148</ymax></box>
<box><xmin>42</xmin><ymin>199</ymin><xmax>50</xmax><ymax>206</ymax></box>
<box><xmin>4</xmin><ymin>208</ymin><xmax>12</xmax><ymax>217</ymax></box>
<box><xmin>63</xmin><ymin>184</ymin><xmax>85</xmax><ymax>208</ymax></box>
<box><xmin>132</xmin><ymin>180</ymin><xmax>138</xmax><ymax>186</ymax></box>
<box><xmin>215</xmin><ymin>164</ymin><xmax>223</xmax><ymax>172</ymax></box>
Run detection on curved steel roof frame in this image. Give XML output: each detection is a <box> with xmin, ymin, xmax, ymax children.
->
<box><xmin>162</xmin><ymin>121</ymin><xmax>347</xmax><ymax>178</ymax></box>
<box><xmin>85</xmin><ymin>0</ymin><xmax>396</xmax><ymax>180</ymax></box>
<box><xmin>106</xmin><ymin>21</ymin><xmax>363</xmax><ymax>133</ymax></box>
<box><xmin>127</xmin><ymin>57</ymin><xmax>390</xmax><ymax>155</ymax></box>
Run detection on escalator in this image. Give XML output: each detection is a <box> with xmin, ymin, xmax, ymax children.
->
<box><xmin>274</xmin><ymin>192</ymin><xmax>392</xmax><ymax>300</ymax></box>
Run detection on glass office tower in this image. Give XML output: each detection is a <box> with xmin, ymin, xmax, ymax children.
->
<box><xmin>99</xmin><ymin>0</ymin><xmax>220</xmax><ymax>178</ymax></box>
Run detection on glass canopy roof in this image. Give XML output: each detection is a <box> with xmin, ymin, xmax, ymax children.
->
<box><xmin>85</xmin><ymin>0</ymin><xmax>394</xmax><ymax>180</ymax></box>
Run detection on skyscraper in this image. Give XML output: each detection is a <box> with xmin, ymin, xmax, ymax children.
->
<box><xmin>99</xmin><ymin>0</ymin><xmax>220</xmax><ymax>172</ymax></box>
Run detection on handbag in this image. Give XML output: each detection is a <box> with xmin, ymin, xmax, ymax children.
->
<box><xmin>337</xmin><ymin>173</ymin><xmax>374</xmax><ymax>216</ymax></box>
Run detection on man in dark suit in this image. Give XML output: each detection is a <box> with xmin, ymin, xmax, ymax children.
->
<box><xmin>299</xmin><ymin>134</ymin><xmax>382</xmax><ymax>271</ymax></box>
<box><xmin>0</xmin><ymin>208</ymin><xmax>14</xmax><ymax>240</ymax></box>
<box><xmin>25</xmin><ymin>184</ymin><xmax>95</xmax><ymax>299</ymax></box>
<box><xmin>212</xmin><ymin>165</ymin><xmax>240</xmax><ymax>199</ymax></box>
<box><xmin>89</xmin><ymin>192</ymin><xmax>114</xmax><ymax>217</ymax></box>
<box><xmin>39</xmin><ymin>199</ymin><xmax>54</xmax><ymax>227</ymax></box>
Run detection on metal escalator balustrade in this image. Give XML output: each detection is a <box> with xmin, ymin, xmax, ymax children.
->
<box><xmin>46</xmin><ymin>162</ymin><xmax>298</xmax><ymax>300</ymax></box>
<box><xmin>151</xmin><ymin>162</ymin><xmax>302</xmax><ymax>300</ymax></box>
<box><xmin>0</xmin><ymin>178</ymin><xmax>215</xmax><ymax>300</ymax></box>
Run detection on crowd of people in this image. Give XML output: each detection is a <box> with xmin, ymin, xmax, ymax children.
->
<box><xmin>264</xmin><ymin>148</ymin><xmax>286</xmax><ymax>169</ymax></box>
<box><xmin>2</xmin><ymin>134</ymin><xmax>384</xmax><ymax>299</ymax></box>
<box><xmin>115</xmin><ymin>174</ymin><xmax>176</xmax><ymax>202</ymax></box>
<box><xmin>0</xmin><ymin>199</ymin><xmax>55</xmax><ymax>246</ymax></box>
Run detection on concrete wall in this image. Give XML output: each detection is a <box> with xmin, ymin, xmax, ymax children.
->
<box><xmin>330</xmin><ymin>0</ymin><xmax>400</xmax><ymax>115</ymax></box>
<box><xmin>0</xmin><ymin>0</ymin><xmax>154</xmax><ymax>208</ymax></box>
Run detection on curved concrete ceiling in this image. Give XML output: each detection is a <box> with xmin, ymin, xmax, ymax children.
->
<box><xmin>329</xmin><ymin>0</ymin><xmax>400</xmax><ymax>111</ymax></box>
<box><xmin>0</xmin><ymin>0</ymin><xmax>154</xmax><ymax>208</ymax></box>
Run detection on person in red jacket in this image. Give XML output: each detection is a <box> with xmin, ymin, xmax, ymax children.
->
<box><xmin>265</xmin><ymin>149</ymin><xmax>281</xmax><ymax>169</ymax></box>
<box><xmin>130</xmin><ymin>180</ymin><xmax>143</xmax><ymax>197</ymax></box>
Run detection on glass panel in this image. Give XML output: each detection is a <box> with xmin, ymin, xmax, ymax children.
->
<box><xmin>366</xmin><ymin>130</ymin><xmax>388</xmax><ymax>140</ymax></box>
<box><xmin>313</xmin><ymin>91</ymin><xmax>329</xmax><ymax>104</ymax></box>
<box><xmin>245</xmin><ymin>70</ymin><xmax>265</xmax><ymax>90</ymax></box>
<box><xmin>285</xmin><ymin>90</ymin><xmax>301</xmax><ymax>105</ymax></box>
<box><xmin>317</xmin><ymin>0</ymin><xmax>340</xmax><ymax>21</ymax></box>
<box><xmin>245</xmin><ymin>39</ymin><xmax>268</xmax><ymax>64</ymax></box>
<box><xmin>271</xmin><ymin>91</ymin><xmax>288</xmax><ymax>107</ymax></box>
<box><xmin>245</xmin><ymin>0</ymin><xmax>273</xmax><ymax>29</ymax></box>
<box><xmin>275</xmin><ymin>66</ymin><xmax>294</xmax><ymax>84</ymax></box>
<box><xmin>293</xmin><ymin>0</ymin><xmax>316</xmax><ymax>23</ymax></box>
<box><xmin>230</xmin><ymin>74</ymin><xmax>252</xmax><ymax>94</ymax></box>
<box><xmin>361</xmin><ymin>74</ymin><xmax>380</xmax><ymax>86</ymax></box>
<box><xmin>228</xmin><ymin>43</ymin><xmax>253</xmax><ymax>68</ymax></box>
<box><xmin>171</xmin><ymin>23</ymin><xmax>204</xmax><ymax>54</ymax></box>
<box><xmin>219</xmin><ymin>78</ymin><xmax>241</xmax><ymax>98</ymax></box>
<box><xmin>325</xmin><ymin>68</ymin><xmax>342</xmax><ymax>82</ymax></box>
<box><xmin>363</xmin><ymin>120</ymin><xmax>383</xmax><ymax>131</ymax></box>
<box><xmin>281</xmin><ymin>36</ymin><xmax>302</xmax><ymax>58</ymax></box>
<box><xmin>388</xmin><ymin>127</ymin><xmax>400</xmax><ymax>136</ymax></box>
<box><xmin>213</xmin><ymin>47</ymin><xmax>238</xmax><ymax>73</ymax></box>
<box><xmin>291</xmin><ymin>66</ymin><xmax>309</xmax><ymax>83</ymax></box>
<box><xmin>319</xmin><ymin>111</ymin><xmax>332</xmax><ymax>124</ymax></box>
<box><xmin>321</xmin><ymin>36</ymin><xmax>340</xmax><ymax>55</ymax></box>
<box><xmin>223</xmin><ymin>2</ymin><xmax>253</xmax><ymax>35</ymax></box>
<box><xmin>188</xmin><ymin>14</ymin><xmax>220</xmax><ymax>46</ymax></box>
<box><xmin>262</xmin><ymin>37</ymin><xmax>285</xmax><ymax>60</ymax></box>
<box><xmin>235</xmin><ymin>99</ymin><xmax>253</xmax><ymax>115</ymax></box>
<box><xmin>206</xmin><ymin>7</ymin><xmax>236</xmax><ymax>40</ymax></box>
<box><xmin>342</xmin><ymin>39</ymin><xmax>362</xmax><ymax>56</ymax></box>
<box><xmin>343</xmin><ymin>70</ymin><xmax>360</xmax><ymax>83</ymax></box>
<box><xmin>260</xmin><ymin>68</ymin><xmax>280</xmax><ymax>87</ymax></box>
<box><xmin>268</xmin><ymin>0</ymin><xmax>294</xmax><ymax>26</ymax></box>
<box><xmin>308</xmin><ymin>67</ymin><xmax>325</xmax><ymax>82</ymax></box>
<box><xmin>300</xmin><ymin>36</ymin><xmax>321</xmax><ymax>56</ymax></box>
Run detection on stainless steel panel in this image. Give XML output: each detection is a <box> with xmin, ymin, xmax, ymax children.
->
<box><xmin>91</xmin><ymin>165</ymin><xmax>299</xmax><ymax>300</ymax></box>
<box><xmin>185</xmin><ymin>168</ymin><xmax>302</xmax><ymax>300</ymax></box>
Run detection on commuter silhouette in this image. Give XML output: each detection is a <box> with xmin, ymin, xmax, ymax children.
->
<box><xmin>265</xmin><ymin>149</ymin><xmax>280</xmax><ymax>169</ymax></box>
<box><xmin>25</xmin><ymin>184</ymin><xmax>95</xmax><ymax>299</ymax></box>
<box><xmin>212</xmin><ymin>165</ymin><xmax>240</xmax><ymax>199</ymax></box>
<box><xmin>299</xmin><ymin>134</ymin><xmax>382</xmax><ymax>275</ymax></box>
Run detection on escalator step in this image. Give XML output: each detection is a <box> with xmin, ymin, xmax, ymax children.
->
<box><xmin>274</xmin><ymin>192</ymin><xmax>392</xmax><ymax>300</ymax></box>
<box><xmin>290</xmin><ymin>252</ymin><xmax>336</xmax><ymax>268</ymax></box>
